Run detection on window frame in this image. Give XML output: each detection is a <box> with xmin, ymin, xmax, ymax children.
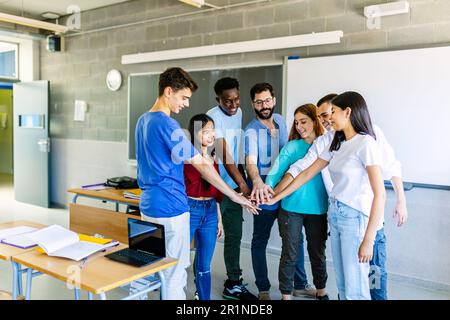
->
<box><xmin>0</xmin><ymin>41</ymin><xmax>19</xmax><ymax>80</ymax></box>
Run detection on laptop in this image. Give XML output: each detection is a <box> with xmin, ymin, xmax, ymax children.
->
<box><xmin>105</xmin><ymin>218</ymin><xmax>165</xmax><ymax>267</ymax></box>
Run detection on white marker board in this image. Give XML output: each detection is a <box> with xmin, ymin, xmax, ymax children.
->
<box><xmin>285</xmin><ymin>46</ymin><xmax>450</xmax><ymax>187</ymax></box>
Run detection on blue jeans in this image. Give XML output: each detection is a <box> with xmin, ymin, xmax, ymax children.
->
<box><xmin>370</xmin><ymin>227</ymin><xmax>388</xmax><ymax>300</ymax></box>
<box><xmin>328</xmin><ymin>198</ymin><xmax>371</xmax><ymax>300</ymax></box>
<box><xmin>189</xmin><ymin>198</ymin><xmax>218</xmax><ymax>300</ymax></box>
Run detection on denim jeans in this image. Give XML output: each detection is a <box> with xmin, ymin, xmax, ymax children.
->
<box><xmin>188</xmin><ymin>198</ymin><xmax>218</xmax><ymax>300</ymax></box>
<box><xmin>251</xmin><ymin>208</ymin><xmax>278</xmax><ymax>292</ymax></box>
<box><xmin>370</xmin><ymin>227</ymin><xmax>388</xmax><ymax>300</ymax></box>
<box><xmin>328</xmin><ymin>198</ymin><xmax>371</xmax><ymax>300</ymax></box>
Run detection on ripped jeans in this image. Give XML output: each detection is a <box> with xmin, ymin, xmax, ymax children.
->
<box><xmin>188</xmin><ymin>198</ymin><xmax>218</xmax><ymax>300</ymax></box>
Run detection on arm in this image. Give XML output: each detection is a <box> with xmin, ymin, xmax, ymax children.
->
<box><xmin>246</xmin><ymin>155</ymin><xmax>274</xmax><ymax>205</ymax></box>
<box><xmin>390</xmin><ymin>176</ymin><xmax>408</xmax><ymax>226</ymax></box>
<box><xmin>265</xmin><ymin>158</ymin><xmax>328</xmax><ymax>205</ymax></box>
<box><xmin>286</xmin><ymin>133</ymin><xmax>331</xmax><ymax>179</ymax></box>
<box><xmin>358</xmin><ymin>165</ymin><xmax>387</xmax><ymax>263</ymax></box>
<box><xmin>373</xmin><ymin>126</ymin><xmax>407</xmax><ymax>226</ymax></box>
<box><xmin>215</xmin><ymin>137</ymin><xmax>250</xmax><ymax>196</ymax></box>
<box><xmin>186</xmin><ymin>154</ymin><xmax>259</xmax><ymax>214</ymax></box>
<box><xmin>273</xmin><ymin>173</ymin><xmax>294</xmax><ymax>194</ymax></box>
<box><xmin>216</xmin><ymin>203</ymin><xmax>223</xmax><ymax>239</ymax></box>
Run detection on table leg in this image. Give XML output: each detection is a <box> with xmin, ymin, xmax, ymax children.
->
<box><xmin>11</xmin><ymin>261</ymin><xmax>19</xmax><ymax>300</ymax></box>
<box><xmin>158</xmin><ymin>271</ymin><xmax>166</xmax><ymax>300</ymax></box>
<box><xmin>25</xmin><ymin>268</ymin><xmax>33</xmax><ymax>300</ymax></box>
<box><xmin>74</xmin><ymin>288</ymin><xmax>80</xmax><ymax>300</ymax></box>
<box><xmin>18</xmin><ymin>267</ymin><xmax>23</xmax><ymax>296</ymax></box>
<box><xmin>88</xmin><ymin>292</ymin><xmax>93</xmax><ymax>300</ymax></box>
<box><xmin>100</xmin><ymin>292</ymin><xmax>107</xmax><ymax>300</ymax></box>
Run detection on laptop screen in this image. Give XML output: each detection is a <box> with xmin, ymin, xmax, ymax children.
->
<box><xmin>128</xmin><ymin>219</ymin><xmax>165</xmax><ymax>257</ymax></box>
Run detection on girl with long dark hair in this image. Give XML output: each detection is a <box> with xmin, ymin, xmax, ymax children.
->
<box><xmin>265</xmin><ymin>92</ymin><xmax>386</xmax><ymax>300</ymax></box>
<box><xmin>184</xmin><ymin>113</ymin><xmax>223</xmax><ymax>300</ymax></box>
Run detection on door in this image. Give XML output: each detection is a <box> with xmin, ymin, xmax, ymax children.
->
<box><xmin>13</xmin><ymin>80</ymin><xmax>50</xmax><ymax>207</ymax></box>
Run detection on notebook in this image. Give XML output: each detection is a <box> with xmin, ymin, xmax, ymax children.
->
<box><xmin>0</xmin><ymin>226</ymin><xmax>39</xmax><ymax>249</ymax></box>
<box><xmin>26</xmin><ymin>225</ymin><xmax>119</xmax><ymax>261</ymax></box>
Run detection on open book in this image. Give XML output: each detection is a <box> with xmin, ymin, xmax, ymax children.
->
<box><xmin>0</xmin><ymin>226</ymin><xmax>39</xmax><ymax>249</ymax></box>
<box><xmin>26</xmin><ymin>225</ymin><xmax>119</xmax><ymax>261</ymax></box>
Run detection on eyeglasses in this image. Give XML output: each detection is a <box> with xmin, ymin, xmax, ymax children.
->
<box><xmin>253</xmin><ymin>97</ymin><xmax>274</xmax><ymax>107</ymax></box>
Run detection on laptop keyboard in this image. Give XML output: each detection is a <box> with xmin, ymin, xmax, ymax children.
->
<box><xmin>116</xmin><ymin>249</ymin><xmax>159</xmax><ymax>264</ymax></box>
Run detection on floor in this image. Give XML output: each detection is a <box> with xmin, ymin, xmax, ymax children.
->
<box><xmin>0</xmin><ymin>173</ymin><xmax>449</xmax><ymax>300</ymax></box>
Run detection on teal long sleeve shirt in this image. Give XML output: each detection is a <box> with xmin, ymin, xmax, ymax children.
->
<box><xmin>265</xmin><ymin>139</ymin><xmax>328</xmax><ymax>215</ymax></box>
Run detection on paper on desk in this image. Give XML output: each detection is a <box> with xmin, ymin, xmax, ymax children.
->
<box><xmin>0</xmin><ymin>226</ymin><xmax>38</xmax><ymax>241</ymax></box>
<box><xmin>1</xmin><ymin>234</ymin><xmax>37</xmax><ymax>249</ymax></box>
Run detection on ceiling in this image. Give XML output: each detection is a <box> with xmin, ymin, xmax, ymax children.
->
<box><xmin>0</xmin><ymin>0</ymin><xmax>133</xmax><ymax>19</ymax></box>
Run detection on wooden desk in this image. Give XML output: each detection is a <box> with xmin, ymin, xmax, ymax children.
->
<box><xmin>0</xmin><ymin>220</ymin><xmax>46</xmax><ymax>300</ymax></box>
<box><xmin>12</xmin><ymin>244</ymin><xmax>177</xmax><ymax>300</ymax></box>
<box><xmin>68</xmin><ymin>188</ymin><xmax>139</xmax><ymax>207</ymax></box>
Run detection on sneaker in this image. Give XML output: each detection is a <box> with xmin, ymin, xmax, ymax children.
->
<box><xmin>293</xmin><ymin>284</ymin><xmax>317</xmax><ymax>298</ymax></box>
<box><xmin>194</xmin><ymin>291</ymin><xmax>199</xmax><ymax>300</ymax></box>
<box><xmin>222</xmin><ymin>278</ymin><xmax>258</xmax><ymax>300</ymax></box>
<box><xmin>258</xmin><ymin>291</ymin><xmax>271</xmax><ymax>300</ymax></box>
<box><xmin>316</xmin><ymin>293</ymin><xmax>330</xmax><ymax>300</ymax></box>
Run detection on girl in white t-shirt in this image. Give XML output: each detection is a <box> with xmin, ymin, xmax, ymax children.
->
<box><xmin>265</xmin><ymin>91</ymin><xmax>386</xmax><ymax>300</ymax></box>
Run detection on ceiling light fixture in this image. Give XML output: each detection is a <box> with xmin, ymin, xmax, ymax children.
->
<box><xmin>41</xmin><ymin>12</ymin><xmax>61</xmax><ymax>20</ymax></box>
<box><xmin>122</xmin><ymin>30</ymin><xmax>344</xmax><ymax>64</ymax></box>
<box><xmin>178</xmin><ymin>0</ymin><xmax>221</xmax><ymax>9</ymax></box>
<box><xmin>364</xmin><ymin>1</ymin><xmax>410</xmax><ymax>19</ymax></box>
<box><xmin>0</xmin><ymin>12</ymin><xmax>69</xmax><ymax>34</ymax></box>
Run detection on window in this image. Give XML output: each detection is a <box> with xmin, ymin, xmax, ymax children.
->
<box><xmin>0</xmin><ymin>42</ymin><xmax>18</xmax><ymax>79</ymax></box>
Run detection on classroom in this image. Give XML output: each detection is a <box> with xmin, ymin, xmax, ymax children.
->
<box><xmin>0</xmin><ymin>0</ymin><xmax>449</xmax><ymax>303</ymax></box>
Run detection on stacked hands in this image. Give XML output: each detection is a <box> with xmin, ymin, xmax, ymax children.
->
<box><xmin>231</xmin><ymin>182</ymin><xmax>279</xmax><ymax>215</ymax></box>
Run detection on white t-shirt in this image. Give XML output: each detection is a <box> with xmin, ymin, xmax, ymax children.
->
<box><xmin>287</xmin><ymin>125</ymin><xmax>402</xmax><ymax>193</ymax></box>
<box><xmin>206</xmin><ymin>106</ymin><xmax>243</xmax><ymax>189</ymax></box>
<box><xmin>320</xmin><ymin>134</ymin><xmax>382</xmax><ymax>218</ymax></box>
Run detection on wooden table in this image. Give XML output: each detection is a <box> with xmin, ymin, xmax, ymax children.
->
<box><xmin>12</xmin><ymin>243</ymin><xmax>177</xmax><ymax>300</ymax></box>
<box><xmin>0</xmin><ymin>220</ymin><xmax>46</xmax><ymax>300</ymax></box>
<box><xmin>68</xmin><ymin>188</ymin><xmax>139</xmax><ymax>209</ymax></box>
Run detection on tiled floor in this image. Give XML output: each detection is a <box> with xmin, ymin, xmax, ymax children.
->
<box><xmin>1</xmin><ymin>173</ymin><xmax>449</xmax><ymax>300</ymax></box>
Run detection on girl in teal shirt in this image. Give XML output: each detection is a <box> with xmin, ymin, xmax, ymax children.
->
<box><xmin>266</xmin><ymin>104</ymin><xmax>329</xmax><ymax>300</ymax></box>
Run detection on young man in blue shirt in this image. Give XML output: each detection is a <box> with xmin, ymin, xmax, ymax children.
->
<box><xmin>206</xmin><ymin>77</ymin><xmax>257</xmax><ymax>300</ymax></box>
<box><xmin>135</xmin><ymin>68</ymin><xmax>258</xmax><ymax>300</ymax></box>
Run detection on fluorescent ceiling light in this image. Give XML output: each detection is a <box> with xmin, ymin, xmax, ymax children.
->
<box><xmin>0</xmin><ymin>12</ymin><xmax>68</xmax><ymax>34</ymax></box>
<box><xmin>41</xmin><ymin>12</ymin><xmax>61</xmax><ymax>20</ymax></box>
<box><xmin>122</xmin><ymin>31</ymin><xmax>344</xmax><ymax>64</ymax></box>
<box><xmin>364</xmin><ymin>1</ymin><xmax>409</xmax><ymax>19</ymax></box>
<box><xmin>179</xmin><ymin>0</ymin><xmax>205</xmax><ymax>8</ymax></box>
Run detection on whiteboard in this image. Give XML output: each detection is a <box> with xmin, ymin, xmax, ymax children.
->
<box><xmin>285</xmin><ymin>47</ymin><xmax>450</xmax><ymax>187</ymax></box>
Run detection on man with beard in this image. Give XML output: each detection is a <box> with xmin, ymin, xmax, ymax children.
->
<box><xmin>244</xmin><ymin>83</ymin><xmax>290</xmax><ymax>300</ymax></box>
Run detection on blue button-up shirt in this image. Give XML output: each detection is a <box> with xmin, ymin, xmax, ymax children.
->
<box><xmin>244</xmin><ymin>113</ymin><xmax>288</xmax><ymax>210</ymax></box>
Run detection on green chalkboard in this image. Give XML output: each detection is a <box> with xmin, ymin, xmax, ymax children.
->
<box><xmin>128</xmin><ymin>65</ymin><xmax>283</xmax><ymax>161</ymax></box>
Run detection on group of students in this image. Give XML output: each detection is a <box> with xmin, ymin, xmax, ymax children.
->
<box><xmin>135</xmin><ymin>67</ymin><xmax>408</xmax><ymax>301</ymax></box>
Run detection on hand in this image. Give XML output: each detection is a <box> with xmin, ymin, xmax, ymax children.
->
<box><xmin>262</xmin><ymin>194</ymin><xmax>279</xmax><ymax>206</ymax></box>
<box><xmin>231</xmin><ymin>193</ymin><xmax>260</xmax><ymax>215</ymax></box>
<box><xmin>393</xmin><ymin>199</ymin><xmax>408</xmax><ymax>227</ymax></box>
<box><xmin>358</xmin><ymin>239</ymin><xmax>374</xmax><ymax>263</ymax></box>
<box><xmin>250</xmin><ymin>181</ymin><xmax>274</xmax><ymax>205</ymax></box>
<box><xmin>239</xmin><ymin>183</ymin><xmax>251</xmax><ymax>197</ymax></box>
<box><xmin>217</xmin><ymin>221</ymin><xmax>224</xmax><ymax>239</ymax></box>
